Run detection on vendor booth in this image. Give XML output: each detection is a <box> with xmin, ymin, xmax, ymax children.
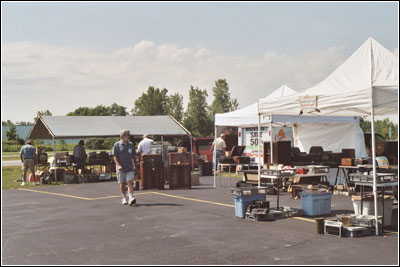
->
<box><xmin>257</xmin><ymin>37</ymin><xmax>398</xmax><ymax>235</ymax></box>
<box><xmin>27</xmin><ymin>115</ymin><xmax>193</xmax><ymax>188</ymax></box>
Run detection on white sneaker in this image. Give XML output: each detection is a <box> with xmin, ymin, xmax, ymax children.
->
<box><xmin>33</xmin><ymin>182</ymin><xmax>38</xmax><ymax>186</ymax></box>
<box><xmin>121</xmin><ymin>197</ymin><xmax>128</xmax><ymax>205</ymax></box>
<box><xmin>20</xmin><ymin>182</ymin><xmax>26</xmax><ymax>186</ymax></box>
<box><xmin>128</xmin><ymin>197</ymin><xmax>136</xmax><ymax>206</ymax></box>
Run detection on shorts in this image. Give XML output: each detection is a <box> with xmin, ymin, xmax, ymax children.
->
<box><xmin>22</xmin><ymin>159</ymin><xmax>35</xmax><ymax>173</ymax></box>
<box><xmin>117</xmin><ymin>171</ymin><xmax>134</xmax><ymax>184</ymax></box>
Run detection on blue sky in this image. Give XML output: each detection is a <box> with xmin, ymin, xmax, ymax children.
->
<box><xmin>1</xmin><ymin>2</ymin><xmax>399</xmax><ymax>123</ymax></box>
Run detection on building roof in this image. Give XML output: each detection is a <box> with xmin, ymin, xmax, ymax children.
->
<box><xmin>27</xmin><ymin>116</ymin><xmax>191</xmax><ymax>140</ymax></box>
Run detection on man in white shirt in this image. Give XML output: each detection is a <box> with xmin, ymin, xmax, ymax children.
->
<box><xmin>210</xmin><ymin>134</ymin><xmax>227</xmax><ymax>171</ymax></box>
<box><xmin>137</xmin><ymin>134</ymin><xmax>154</xmax><ymax>156</ymax></box>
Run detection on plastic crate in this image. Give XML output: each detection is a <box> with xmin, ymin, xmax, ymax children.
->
<box><xmin>300</xmin><ymin>192</ymin><xmax>332</xmax><ymax>216</ymax></box>
<box><xmin>352</xmin><ymin>198</ymin><xmax>393</xmax><ymax>226</ymax></box>
<box><xmin>233</xmin><ymin>194</ymin><xmax>266</xmax><ymax>218</ymax></box>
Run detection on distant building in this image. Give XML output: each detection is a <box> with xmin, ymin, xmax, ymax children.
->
<box><xmin>2</xmin><ymin>125</ymin><xmax>79</xmax><ymax>144</ymax></box>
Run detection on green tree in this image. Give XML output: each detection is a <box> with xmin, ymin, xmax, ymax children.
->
<box><xmin>209</xmin><ymin>79</ymin><xmax>239</xmax><ymax>126</ymax></box>
<box><xmin>35</xmin><ymin>110</ymin><xmax>52</xmax><ymax>122</ymax></box>
<box><xmin>167</xmin><ymin>93</ymin><xmax>184</xmax><ymax>122</ymax></box>
<box><xmin>5</xmin><ymin>121</ymin><xmax>19</xmax><ymax>141</ymax></box>
<box><xmin>131</xmin><ymin>86</ymin><xmax>169</xmax><ymax>116</ymax></box>
<box><xmin>109</xmin><ymin>103</ymin><xmax>128</xmax><ymax>116</ymax></box>
<box><xmin>183</xmin><ymin>86</ymin><xmax>212</xmax><ymax>137</ymax></box>
<box><xmin>15</xmin><ymin>121</ymin><xmax>33</xmax><ymax>126</ymax></box>
<box><xmin>67</xmin><ymin>103</ymin><xmax>127</xmax><ymax>116</ymax></box>
<box><xmin>2</xmin><ymin>120</ymin><xmax>13</xmax><ymax>126</ymax></box>
<box><xmin>360</xmin><ymin>117</ymin><xmax>398</xmax><ymax>140</ymax></box>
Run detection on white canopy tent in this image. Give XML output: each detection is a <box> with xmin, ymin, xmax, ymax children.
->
<box><xmin>214</xmin><ymin>85</ymin><xmax>366</xmax><ymax>189</ymax></box>
<box><xmin>258</xmin><ymin>37</ymin><xmax>399</xmax><ymax>235</ymax></box>
<box><xmin>215</xmin><ymin>85</ymin><xmax>297</xmax><ymax>127</ymax></box>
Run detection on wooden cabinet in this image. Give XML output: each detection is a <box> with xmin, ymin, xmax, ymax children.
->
<box><xmin>263</xmin><ymin>141</ymin><xmax>291</xmax><ymax>165</ymax></box>
<box><xmin>140</xmin><ymin>154</ymin><xmax>164</xmax><ymax>190</ymax></box>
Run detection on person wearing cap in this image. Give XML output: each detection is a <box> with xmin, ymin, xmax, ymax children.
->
<box><xmin>210</xmin><ymin>134</ymin><xmax>227</xmax><ymax>171</ymax></box>
<box><xmin>113</xmin><ymin>130</ymin><xmax>138</xmax><ymax>206</ymax></box>
<box><xmin>73</xmin><ymin>140</ymin><xmax>87</xmax><ymax>173</ymax></box>
<box><xmin>137</xmin><ymin>134</ymin><xmax>154</xmax><ymax>156</ymax></box>
<box><xmin>20</xmin><ymin>140</ymin><xmax>37</xmax><ymax>186</ymax></box>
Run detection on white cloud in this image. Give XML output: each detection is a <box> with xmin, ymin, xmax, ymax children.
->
<box><xmin>2</xmin><ymin>40</ymin><xmax>350</xmax><ymax>122</ymax></box>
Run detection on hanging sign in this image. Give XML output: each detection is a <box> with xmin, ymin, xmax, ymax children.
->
<box><xmin>299</xmin><ymin>95</ymin><xmax>318</xmax><ymax>110</ymax></box>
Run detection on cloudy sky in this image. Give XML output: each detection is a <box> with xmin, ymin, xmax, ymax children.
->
<box><xmin>1</xmin><ymin>2</ymin><xmax>399</xmax><ymax>123</ymax></box>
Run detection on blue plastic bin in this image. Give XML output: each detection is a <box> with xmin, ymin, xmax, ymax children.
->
<box><xmin>233</xmin><ymin>194</ymin><xmax>266</xmax><ymax>218</ymax></box>
<box><xmin>300</xmin><ymin>192</ymin><xmax>332</xmax><ymax>216</ymax></box>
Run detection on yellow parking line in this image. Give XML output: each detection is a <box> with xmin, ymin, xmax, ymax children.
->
<box><xmin>291</xmin><ymin>217</ymin><xmax>315</xmax><ymax>223</ymax></box>
<box><xmin>152</xmin><ymin>191</ymin><xmax>236</xmax><ymax>208</ymax></box>
<box><xmin>15</xmin><ymin>189</ymin><xmax>332</xmax><ymax>225</ymax></box>
<box><xmin>17</xmin><ymin>188</ymin><xmax>92</xmax><ymax>201</ymax></box>
<box><xmin>89</xmin><ymin>192</ymin><xmax>153</xmax><ymax>200</ymax></box>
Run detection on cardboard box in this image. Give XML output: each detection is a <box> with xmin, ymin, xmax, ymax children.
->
<box><xmin>177</xmin><ymin>147</ymin><xmax>187</xmax><ymax>153</ymax></box>
<box><xmin>341</xmin><ymin>158</ymin><xmax>354</xmax><ymax>166</ymax></box>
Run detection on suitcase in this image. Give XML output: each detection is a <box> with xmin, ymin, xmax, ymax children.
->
<box><xmin>342</xmin><ymin>149</ymin><xmax>355</xmax><ymax>158</ymax></box>
<box><xmin>218</xmin><ymin>156</ymin><xmax>235</xmax><ymax>164</ymax></box>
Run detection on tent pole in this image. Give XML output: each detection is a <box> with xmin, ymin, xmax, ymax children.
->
<box><xmin>53</xmin><ymin>136</ymin><xmax>57</xmax><ymax>184</ymax></box>
<box><xmin>270</xmin><ymin>121</ymin><xmax>274</xmax><ymax>164</ymax></box>
<box><xmin>214</xmin><ymin>125</ymin><xmax>217</xmax><ymax>188</ymax></box>
<box><xmin>190</xmin><ymin>134</ymin><xmax>193</xmax><ymax>174</ymax></box>
<box><xmin>258</xmin><ymin>113</ymin><xmax>261</xmax><ymax>188</ymax></box>
<box><xmin>371</xmin><ymin>101</ymin><xmax>379</xmax><ymax>236</ymax></box>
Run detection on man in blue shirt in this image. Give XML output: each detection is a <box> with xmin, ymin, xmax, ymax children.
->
<box><xmin>113</xmin><ymin>130</ymin><xmax>138</xmax><ymax>206</ymax></box>
<box><xmin>20</xmin><ymin>140</ymin><xmax>36</xmax><ymax>186</ymax></box>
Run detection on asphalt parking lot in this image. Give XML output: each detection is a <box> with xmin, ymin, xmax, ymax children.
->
<box><xmin>2</xmin><ymin>176</ymin><xmax>398</xmax><ymax>265</ymax></box>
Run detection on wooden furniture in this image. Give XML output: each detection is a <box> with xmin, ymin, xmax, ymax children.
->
<box><xmin>140</xmin><ymin>154</ymin><xmax>164</xmax><ymax>190</ymax></box>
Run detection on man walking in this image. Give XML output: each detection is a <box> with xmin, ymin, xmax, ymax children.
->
<box><xmin>113</xmin><ymin>130</ymin><xmax>138</xmax><ymax>206</ymax></box>
<box><xmin>210</xmin><ymin>134</ymin><xmax>227</xmax><ymax>171</ymax></box>
<box><xmin>20</xmin><ymin>140</ymin><xmax>36</xmax><ymax>186</ymax></box>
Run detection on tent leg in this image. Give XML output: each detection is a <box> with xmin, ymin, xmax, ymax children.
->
<box><xmin>53</xmin><ymin>137</ymin><xmax>57</xmax><ymax>184</ymax></box>
<box><xmin>270</xmin><ymin>122</ymin><xmax>274</xmax><ymax>164</ymax></box>
<box><xmin>190</xmin><ymin>135</ymin><xmax>193</xmax><ymax>174</ymax></box>
<box><xmin>258</xmin><ymin>114</ymin><xmax>261</xmax><ymax>188</ymax></box>
<box><xmin>371</xmin><ymin>109</ymin><xmax>379</xmax><ymax>236</ymax></box>
<box><xmin>214</xmin><ymin>126</ymin><xmax>217</xmax><ymax>188</ymax></box>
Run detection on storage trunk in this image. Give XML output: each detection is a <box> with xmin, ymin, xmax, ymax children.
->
<box><xmin>342</xmin><ymin>149</ymin><xmax>355</xmax><ymax>158</ymax></box>
<box><xmin>140</xmin><ymin>154</ymin><xmax>164</xmax><ymax>190</ymax></box>
<box><xmin>168</xmin><ymin>164</ymin><xmax>191</xmax><ymax>189</ymax></box>
<box><xmin>232</xmin><ymin>156</ymin><xmax>250</xmax><ymax>164</ymax></box>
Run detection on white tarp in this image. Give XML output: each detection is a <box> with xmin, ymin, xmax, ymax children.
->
<box><xmin>258</xmin><ymin>38</ymin><xmax>399</xmax><ymax>116</ymax></box>
<box><xmin>215</xmin><ymin>85</ymin><xmax>297</xmax><ymax>127</ymax></box>
<box><xmin>293</xmin><ymin>122</ymin><xmax>367</xmax><ymax>157</ymax></box>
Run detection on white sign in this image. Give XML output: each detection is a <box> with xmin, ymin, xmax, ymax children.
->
<box><xmin>299</xmin><ymin>95</ymin><xmax>318</xmax><ymax>110</ymax></box>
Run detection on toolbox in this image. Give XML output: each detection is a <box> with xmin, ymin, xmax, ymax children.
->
<box><xmin>343</xmin><ymin>226</ymin><xmax>374</xmax><ymax>238</ymax></box>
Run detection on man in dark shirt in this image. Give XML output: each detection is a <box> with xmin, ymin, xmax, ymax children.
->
<box><xmin>113</xmin><ymin>130</ymin><xmax>138</xmax><ymax>206</ymax></box>
<box><xmin>73</xmin><ymin>140</ymin><xmax>87</xmax><ymax>172</ymax></box>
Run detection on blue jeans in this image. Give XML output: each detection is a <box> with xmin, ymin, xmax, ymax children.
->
<box><xmin>213</xmin><ymin>150</ymin><xmax>223</xmax><ymax>171</ymax></box>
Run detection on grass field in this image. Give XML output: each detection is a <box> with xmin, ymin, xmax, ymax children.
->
<box><xmin>1</xmin><ymin>166</ymin><xmax>67</xmax><ymax>190</ymax></box>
